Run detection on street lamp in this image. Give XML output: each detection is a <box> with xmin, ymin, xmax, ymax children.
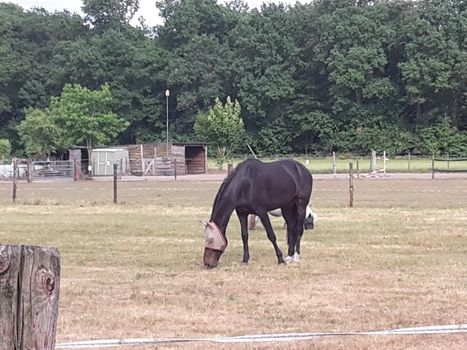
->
<box><xmin>165</xmin><ymin>89</ymin><xmax>170</xmax><ymax>156</ymax></box>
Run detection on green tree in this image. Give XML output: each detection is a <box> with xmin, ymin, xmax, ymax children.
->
<box><xmin>17</xmin><ymin>108</ymin><xmax>63</xmax><ymax>159</ymax></box>
<box><xmin>399</xmin><ymin>0</ymin><xmax>466</xmax><ymax>128</ymax></box>
<box><xmin>194</xmin><ymin>97</ymin><xmax>247</xmax><ymax>168</ymax></box>
<box><xmin>0</xmin><ymin>138</ymin><xmax>12</xmax><ymax>159</ymax></box>
<box><xmin>419</xmin><ymin>117</ymin><xmax>467</xmax><ymax>155</ymax></box>
<box><xmin>82</xmin><ymin>0</ymin><xmax>140</xmax><ymax>28</ymax></box>
<box><xmin>50</xmin><ymin>84</ymin><xmax>129</xmax><ymax>159</ymax></box>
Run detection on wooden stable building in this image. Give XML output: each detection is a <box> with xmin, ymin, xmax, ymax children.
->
<box><xmin>127</xmin><ymin>142</ymin><xmax>207</xmax><ymax>176</ymax></box>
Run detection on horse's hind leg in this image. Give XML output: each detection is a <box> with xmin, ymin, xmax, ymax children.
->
<box><xmin>281</xmin><ymin>206</ymin><xmax>298</xmax><ymax>261</ymax></box>
<box><xmin>294</xmin><ymin>200</ymin><xmax>307</xmax><ymax>260</ymax></box>
<box><xmin>257</xmin><ymin>211</ymin><xmax>285</xmax><ymax>264</ymax></box>
<box><xmin>236</xmin><ymin>210</ymin><xmax>250</xmax><ymax>264</ymax></box>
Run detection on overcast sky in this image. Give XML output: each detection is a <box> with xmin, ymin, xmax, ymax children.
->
<box><xmin>5</xmin><ymin>0</ymin><xmax>310</xmax><ymax>26</ymax></box>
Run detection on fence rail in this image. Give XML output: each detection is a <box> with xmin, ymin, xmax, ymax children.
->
<box><xmin>432</xmin><ymin>157</ymin><xmax>467</xmax><ymax>178</ymax></box>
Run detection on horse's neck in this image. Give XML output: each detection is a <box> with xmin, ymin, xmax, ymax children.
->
<box><xmin>211</xmin><ymin>194</ymin><xmax>235</xmax><ymax>233</ymax></box>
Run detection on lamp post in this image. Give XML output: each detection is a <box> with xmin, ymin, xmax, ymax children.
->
<box><xmin>165</xmin><ymin>89</ymin><xmax>170</xmax><ymax>156</ymax></box>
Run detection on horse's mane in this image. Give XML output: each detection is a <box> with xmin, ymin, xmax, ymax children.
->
<box><xmin>211</xmin><ymin>166</ymin><xmax>237</xmax><ymax>219</ymax></box>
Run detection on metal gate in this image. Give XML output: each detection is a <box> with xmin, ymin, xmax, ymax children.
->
<box><xmin>32</xmin><ymin>161</ymin><xmax>74</xmax><ymax>179</ymax></box>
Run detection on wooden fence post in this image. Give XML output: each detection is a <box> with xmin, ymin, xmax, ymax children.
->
<box><xmin>332</xmin><ymin>151</ymin><xmax>336</xmax><ymax>178</ymax></box>
<box><xmin>12</xmin><ymin>158</ymin><xmax>17</xmax><ymax>203</ymax></box>
<box><xmin>356</xmin><ymin>158</ymin><xmax>360</xmax><ymax>179</ymax></box>
<box><xmin>408</xmin><ymin>151</ymin><xmax>411</xmax><ymax>173</ymax></box>
<box><xmin>349</xmin><ymin>162</ymin><xmax>354</xmax><ymax>207</ymax></box>
<box><xmin>73</xmin><ymin>160</ymin><xmax>78</xmax><ymax>181</ymax></box>
<box><xmin>0</xmin><ymin>244</ymin><xmax>60</xmax><ymax>350</ymax></box>
<box><xmin>174</xmin><ymin>158</ymin><xmax>177</xmax><ymax>180</ymax></box>
<box><xmin>432</xmin><ymin>155</ymin><xmax>435</xmax><ymax>180</ymax></box>
<box><xmin>227</xmin><ymin>163</ymin><xmax>233</xmax><ymax>175</ymax></box>
<box><xmin>27</xmin><ymin>161</ymin><xmax>33</xmax><ymax>183</ymax></box>
<box><xmin>113</xmin><ymin>163</ymin><xmax>118</xmax><ymax>204</ymax></box>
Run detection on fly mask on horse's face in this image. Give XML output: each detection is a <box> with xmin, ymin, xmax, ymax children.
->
<box><xmin>201</xmin><ymin>221</ymin><xmax>227</xmax><ymax>268</ymax></box>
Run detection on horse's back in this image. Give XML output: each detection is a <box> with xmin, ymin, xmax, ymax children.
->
<box><xmin>236</xmin><ymin>159</ymin><xmax>312</xmax><ymax>207</ymax></box>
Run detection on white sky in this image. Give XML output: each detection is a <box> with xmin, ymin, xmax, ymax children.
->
<box><xmin>4</xmin><ymin>0</ymin><xmax>310</xmax><ymax>27</ymax></box>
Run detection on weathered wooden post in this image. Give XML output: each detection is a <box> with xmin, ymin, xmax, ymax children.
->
<box><xmin>432</xmin><ymin>155</ymin><xmax>435</xmax><ymax>180</ymax></box>
<box><xmin>349</xmin><ymin>162</ymin><xmax>354</xmax><ymax>207</ymax></box>
<box><xmin>227</xmin><ymin>163</ymin><xmax>233</xmax><ymax>175</ymax></box>
<box><xmin>73</xmin><ymin>160</ymin><xmax>77</xmax><ymax>181</ymax></box>
<box><xmin>408</xmin><ymin>151</ymin><xmax>411</xmax><ymax>173</ymax></box>
<box><xmin>332</xmin><ymin>151</ymin><xmax>336</xmax><ymax>178</ymax></box>
<box><xmin>174</xmin><ymin>158</ymin><xmax>177</xmax><ymax>180</ymax></box>
<box><xmin>27</xmin><ymin>161</ymin><xmax>33</xmax><ymax>183</ymax></box>
<box><xmin>356</xmin><ymin>158</ymin><xmax>360</xmax><ymax>179</ymax></box>
<box><xmin>0</xmin><ymin>245</ymin><xmax>60</xmax><ymax>350</ymax></box>
<box><xmin>12</xmin><ymin>158</ymin><xmax>17</xmax><ymax>203</ymax></box>
<box><xmin>113</xmin><ymin>163</ymin><xmax>118</xmax><ymax>204</ymax></box>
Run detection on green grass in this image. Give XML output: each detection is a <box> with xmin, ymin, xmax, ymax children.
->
<box><xmin>208</xmin><ymin>156</ymin><xmax>467</xmax><ymax>174</ymax></box>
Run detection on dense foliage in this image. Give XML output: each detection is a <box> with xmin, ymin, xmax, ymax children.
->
<box><xmin>0</xmin><ymin>0</ymin><xmax>466</xmax><ymax>157</ymax></box>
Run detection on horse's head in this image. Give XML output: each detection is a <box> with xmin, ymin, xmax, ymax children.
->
<box><xmin>201</xmin><ymin>220</ymin><xmax>227</xmax><ymax>268</ymax></box>
<box><xmin>304</xmin><ymin>206</ymin><xmax>318</xmax><ymax>230</ymax></box>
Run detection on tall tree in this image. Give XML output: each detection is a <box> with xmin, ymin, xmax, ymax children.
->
<box><xmin>17</xmin><ymin>109</ymin><xmax>63</xmax><ymax>159</ymax></box>
<box><xmin>399</xmin><ymin>0</ymin><xmax>467</xmax><ymax>129</ymax></box>
<box><xmin>194</xmin><ymin>97</ymin><xmax>247</xmax><ymax>167</ymax></box>
<box><xmin>82</xmin><ymin>0</ymin><xmax>140</xmax><ymax>28</ymax></box>
<box><xmin>50</xmin><ymin>84</ymin><xmax>129</xmax><ymax>159</ymax></box>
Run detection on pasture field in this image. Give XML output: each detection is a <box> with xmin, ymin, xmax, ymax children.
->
<box><xmin>209</xmin><ymin>156</ymin><xmax>467</xmax><ymax>175</ymax></box>
<box><xmin>0</xmin><ymin>178</ymin><xmax>466</xmax><ymax>349</ymax></box>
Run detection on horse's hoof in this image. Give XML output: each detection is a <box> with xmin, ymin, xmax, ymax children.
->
<box><xmin>292</xmin><ymin>253</ymin><xmax>301</xmax><ymax>263</ymax></box>
<box><xmin>283</xmin><ymin>256</ymin><xmax>293</xmax><ymax>264</ymax></box>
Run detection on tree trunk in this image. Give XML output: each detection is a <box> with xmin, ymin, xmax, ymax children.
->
<box><xmin>452</xmin><ymin>95</ymin><xmax>459</xmax><ymax>127</ymax></box>
<box><xmin>0</xmin><ymin>245</ymin><xmax>60</xmax><ymax>350</ymax></box>
<box><xmin>355</xmin><ymin>88</ymin><xmax>362</xmax><ymax>106</ymax></box>
<box><xmin>416</xmin><ymin>102</ymin><xmax>422</xmax><ymax>126</ymax></box>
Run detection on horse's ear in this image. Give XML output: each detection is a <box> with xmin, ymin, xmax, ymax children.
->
<box><xmin>200</xmin><ymin>220</ymin><xmax>209</xmax><ymax>227</ymax></box>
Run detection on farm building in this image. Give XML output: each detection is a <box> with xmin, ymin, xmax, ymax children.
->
<box><xmin>127</xmin><ymin>143</ymin><xmax>207</xmax><ymax>176</ymax></box>
<box><xmin>87</xmin><ymin>143</ymin><xmax>207</xmax><ymax>176</ymax></box>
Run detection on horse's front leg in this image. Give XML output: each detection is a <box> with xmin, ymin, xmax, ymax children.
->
<box><xmin>236</xmin><ymin>210</ymin><xmax>250</xmax><ymax>264</ymax></box>
<box><xmin>257</xmin><ymin>211</ymin><xmax>285</xmax><ymax>265</ymax></box>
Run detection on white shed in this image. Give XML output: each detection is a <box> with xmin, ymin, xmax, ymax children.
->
<box><xmin>91</xmin><ymin>148</ymin><xmax>129</xmax><ymax>176</ymax></box>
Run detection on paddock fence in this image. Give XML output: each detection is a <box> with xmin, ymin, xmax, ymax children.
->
<box><xmin>432</xmin><ymin>156</ymin><xmax>467</xmax><ymax>179</ymax></box>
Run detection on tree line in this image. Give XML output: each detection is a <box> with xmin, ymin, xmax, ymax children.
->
<box><xmin>0</xmin><ymin>0</ymin><xmax>466</xmax><ymax>160</ymax></box>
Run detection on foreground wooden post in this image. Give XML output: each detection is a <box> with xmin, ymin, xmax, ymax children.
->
<box><xmin>227</xmin><ymin>163</ymin><xmax>233</xmax><ymax>175</ymax></box>
<box><xmin>349</xmin><ymin>162</ymin><xmax>354</xmax><ymax>207</ymax></box>
<box><xmin>432</xmin><ymin>155</ymin><xmax>435</xmax><ymax>180</ymax></box>
<box><xmin>0</xmin><ymin>245</ymin><xmax>60</xmax><ymax>350</ymax></box>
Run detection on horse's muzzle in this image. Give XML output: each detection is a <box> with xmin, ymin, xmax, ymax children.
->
<box><xmin>203</xmin><ymin>247</ymin><xmax>222</xmax><ymax>269</ymax></box>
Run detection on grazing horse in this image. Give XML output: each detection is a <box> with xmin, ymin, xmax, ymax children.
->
<box><xmin>202</xmin><ymin>159</ymin><xmax>313</xmax><ymax>268</ymax></box>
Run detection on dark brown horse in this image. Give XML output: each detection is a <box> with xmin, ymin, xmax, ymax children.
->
<box><xmin>202</xmin><ymin>159</ymin><xmax>313</xmax><ymax>268</ymax></box>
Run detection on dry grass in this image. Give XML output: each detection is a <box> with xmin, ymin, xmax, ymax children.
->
<box><xmin>0</xmin><ymin>178</ymin><xmax>466</xmax><ymax>349</ymax></box>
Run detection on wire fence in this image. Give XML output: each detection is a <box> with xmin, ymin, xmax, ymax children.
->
<box><xmin>55</xmin><ymin>324</ymin><xmax>467</xmax><ymax>349</ymax></box>
<box><xmin>213</xmin><ymin>152</ymin><xmax>467</xmax><ymax>175</ymax></box>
